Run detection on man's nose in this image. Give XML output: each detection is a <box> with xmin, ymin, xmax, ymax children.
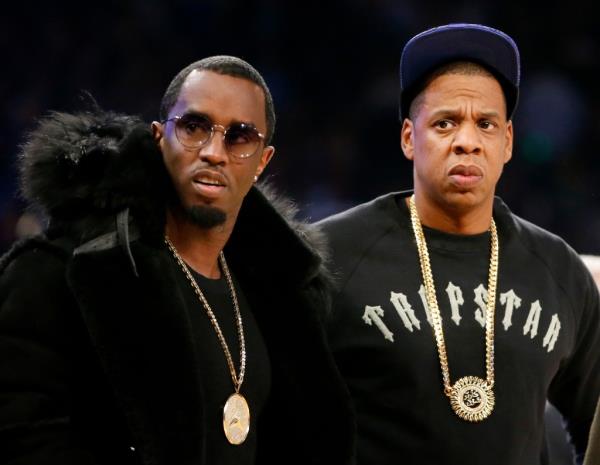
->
<box><xmin>198</xmin><ymin>125</ymin><xmax>228</xmax><ymax>163</ymax></box>
<box><xmin>451</xmin><ymin>123</ymin><xmax>482</xmax><ymax>155</ymax></box>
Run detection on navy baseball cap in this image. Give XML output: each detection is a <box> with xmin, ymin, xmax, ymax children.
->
<box><xmin>399</xmin><ymin>23</ymin><xmax>521</xmax><ymax>120</ymax></box>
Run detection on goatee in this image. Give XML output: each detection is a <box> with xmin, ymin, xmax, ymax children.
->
<box><xmin>185</xmin><ymin>205</ymin><xmax>227</xmax><ymax>229</ymax></box>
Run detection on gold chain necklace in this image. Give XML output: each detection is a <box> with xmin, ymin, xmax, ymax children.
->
<box><xmin>408</xmin><ymin>195</ymin><xmax>498</xmax><ymax>422</ymax></box>
<box><xmin>165</xmin><ymin>236</ymin><xmax>250</xmax><ymax>444</ymax></box>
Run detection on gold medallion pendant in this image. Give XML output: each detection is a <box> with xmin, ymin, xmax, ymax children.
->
<box><xmin>408</xmin><ymin>195</ymin><xmax>499</xmax><ymax>423</ymax></box>
<box><xmin>449</xmin><ymin>376</ymin><xmax>495</xmax><ymax>422</ymax></box>
<box><xmin>166</xmin><ymin>238</ymin><xmax>250</xmax><ymax>444</ymax></box>
<box><xmin>223</xmin><ymin>393</ymin><xmax>251</xmax><ymax>445</ymax></box>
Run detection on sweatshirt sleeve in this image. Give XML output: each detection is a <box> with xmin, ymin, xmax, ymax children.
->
<box><xmin>548</xmin><ymin>261</ymin><xmax>600</xmax><ymax>463</ymax></box>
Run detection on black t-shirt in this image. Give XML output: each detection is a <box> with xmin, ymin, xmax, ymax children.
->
<box><xmin>171</xmin><ymin>258</ymin><xmax>271</xmax><ymax>465</ymax></box>
<box><xmin>318</xmin><ymin>192</ymin><xmax>600</xmax><ymax>465</ymax></box>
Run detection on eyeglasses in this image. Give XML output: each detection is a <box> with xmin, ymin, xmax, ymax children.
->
<box><xmin>162</xmin><ymin>113</ymin><xmax>266</xmax><ymax>159</ymax></box>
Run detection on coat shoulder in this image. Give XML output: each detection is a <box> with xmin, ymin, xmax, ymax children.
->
<box><xmin>0</xmin><ymin>237</ymin><xmax>71</xmax><ymax>307</ymax></box>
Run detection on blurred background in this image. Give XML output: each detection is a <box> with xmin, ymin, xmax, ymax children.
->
<box><xmin>2</xmin><ymin>1</ymin><xmax>599</xmax><ymax>255</ymax></box>
<box><xmin>1</xmin><ymin>1</ymin><xmax>597</xmax><ymax>462</ymax></box>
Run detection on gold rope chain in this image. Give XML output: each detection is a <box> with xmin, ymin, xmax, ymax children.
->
<box><xmin>165</xmin><ymin>237</ymin><xmax>246</xmax><ymax>393</ymax></box>
<box><xmin>408</xmin><ymin>195</ymin><xmax>499</xmax><ymax>422</ymax></box>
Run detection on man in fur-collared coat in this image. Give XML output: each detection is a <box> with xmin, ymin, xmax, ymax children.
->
<box><xmin>0</xmin><ymin>56</ymin><xmax>355</xmax><ymax>465</ymax></box>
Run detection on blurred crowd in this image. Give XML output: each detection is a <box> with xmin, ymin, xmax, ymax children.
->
<box><xmin>2</xmin><ymin>0</ymin><xmax>600</xmax><ymax>256</ymax></box>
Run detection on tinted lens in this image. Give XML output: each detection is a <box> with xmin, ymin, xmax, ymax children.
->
<box><xmin>225</xmin><ymin>123</ymin><xmax>262</xmax><ymax>158</ymax></box>
<box><xmin>175</xmin><ymin>115</ymin><xmax>212</xmax><ymax>147</ymax></box>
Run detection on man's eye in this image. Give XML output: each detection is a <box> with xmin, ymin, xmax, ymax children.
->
<box><xmin>479</xmin><ymin>121</ymin><xmax>495</xmax><ymax>130</ymax></box>
<box><xmin>181</xmin><ymin>117</ymin><xmax>210</xmax><ymax>134</ymax></box>
<box><xmin>184</xmin><ymin>122</ymin><xmax>198</xmax><ymax>132</ymax></box>
<box><xmin>228</xmin><ymin>133</ymin><xmax>250</xmax><ymax>145</ymax></box>
<box><xmin>227</xmin><ymin>126</ymin><xmax>259</xmax><ymax>145</ymax></box>
<box><xmin>435</xmin><ymin>120</ymin><xmax>453</xmax><ymax>129</ymax></box>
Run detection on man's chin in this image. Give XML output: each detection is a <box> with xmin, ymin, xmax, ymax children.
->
<box><xmin>185</xmin><ymin>205</ymin><xmax>227</xmax><ymax>229</ymax></box>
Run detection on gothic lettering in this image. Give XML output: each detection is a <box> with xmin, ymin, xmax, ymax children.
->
<box><xmin>542</xmin><ymin>314</ymin><xmax>561</xmax><ymax>352</ymax></box>
<box><xmin>390</xmin><ymin>292</ymin><xmax>421</xmax><ymax>332</ymax></box>
<box><xmin>474</xmin><ymin>284</ymin><xmax>488</xmax><ymax>328</ymax></box>
<box><xmin>500</xmin><ymin>289</ymin><xmax>522</xmax><ymax>331</ymax></box>
<box><xmin>523</xmin><ymin>300</ymin><xmax>542</xmax><ymax>338</ymax></box>
<box><xmin>363</xmin><ymin>305</ymin><xmax>394</xmax><ymax>342</ymax></box>
<box><xmin>445</xmin><ymin>282</ymin><xmax>464</xmax><ymax>326</ymax></box>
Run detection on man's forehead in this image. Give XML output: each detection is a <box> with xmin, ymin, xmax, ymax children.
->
<box><xmin>425</xmin><ymin>71</ymin><xmax>503</xmax><ymax>93</ymax></box>
<box><xmin>180</xmin><ymin>69</ymin><xmax>263</xmax><ymax>98</ymax></box>
<box><xmin>181</xmin><ymin>69</ymin><xmax>216</xmax><ymax>88</ymax></box>
<box><xmin>171</xmin><ymin>70</ymin><xmax>266</xmax><ymax>124</ymax></box>
<box><xmin>420</xmin><ymin>73</ymin><xmax>507</xmax><ymax>115</ymax></box>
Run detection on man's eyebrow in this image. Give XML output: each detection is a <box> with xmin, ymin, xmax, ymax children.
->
<box><xmin>428</xmin><ymin>108</ymin><xmax>502</xmax><ymax>119</ymax></box>
<box><xmin>479</xmin><ymin>110</ymin><xmax>501</xmax><ymax>119</ymax></box>
<box><xmin>179</xmin><ymin>109</ymin><xmax>210</xmax><ymax>118</ymax></box>
<box><xmin>429</xmin><ymin>108</ymin><xmax>460</xmax><ymax>119</ymax></box>
<box><xmin>179</xmin><ymin>110</ymin><xmax>258</xmax><ymax>128</ymax></box>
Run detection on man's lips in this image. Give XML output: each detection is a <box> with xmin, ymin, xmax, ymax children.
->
<box><xmin>448</xmin><ymin>164</ymin><xmax>483</xmax><ymax>188</ymax></box>
<box><xmin>191</xmin><ymin>169</ymin><xmax>227</xmax><ymax>197</ymax></box>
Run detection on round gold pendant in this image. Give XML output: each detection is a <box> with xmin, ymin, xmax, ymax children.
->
<box><xmin>223</xmin><ymin>393</ymin><xmax>250</xmax><ymax>445</ymax></box>
<box><xmin>449</xmin><ymin>376</ymin><xmax>494</xmax><ymax>422</ymax></box>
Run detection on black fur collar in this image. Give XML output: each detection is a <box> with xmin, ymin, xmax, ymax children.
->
<box><xmin>19</xmin><ymin>109</ymin><xmax>169</xmax><ymax>243</ymax></box>
<box><xmin>18</xmin><ymin>109</ymin><xmax>330</xmax><ymax>286</ymax></box>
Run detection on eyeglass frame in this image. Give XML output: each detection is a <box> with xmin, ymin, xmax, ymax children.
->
<box><xmin>161</xmin><ymin>114</ymin><xmax>267</xmax><ymax>159</ymax></box>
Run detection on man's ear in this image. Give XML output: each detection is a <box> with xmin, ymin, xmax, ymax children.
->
<box><xmin>151</xmin><ymin>121</ymin><xmax>163</xmax><ymax>143</ymax></box>
<box><xmin>401</xmin><ymin>118</ymin><xmax>415</xmax><ymax>161</ymax></box>
<box><xmin>504</xmin><ymin>120</ymin><xmax>513</xmax><ymax>164</ymax></box>
<box><xmin>256</xmin><ymin>145</ymin><xmax>275</xmax><ymax>179</ymax></box>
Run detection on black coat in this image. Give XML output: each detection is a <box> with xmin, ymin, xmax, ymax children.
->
<box><xmin>0</xmin><ymin>110</ymin><xmax>355</xmax><ymax>465</ymax></box>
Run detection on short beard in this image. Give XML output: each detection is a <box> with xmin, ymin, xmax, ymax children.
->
<box><xmin>184</xmin><ymin>205</ymin><xmax>227</xmax><ymax>229</ymax></box>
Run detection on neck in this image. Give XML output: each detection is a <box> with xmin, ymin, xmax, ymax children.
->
<box><xmin>409</xmin><ymin>193</ymin><xmax>494</xmax><ymax>235</ymax></box>
<box><xmin>165</xmin><ymin>209</ymin><xmax>237</xmax><ymax>279</ymax></box>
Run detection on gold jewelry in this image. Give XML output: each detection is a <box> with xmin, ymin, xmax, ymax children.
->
<box><xmin>408</xmin><ymin>195</ymin><xmax>498</xmax><ymax>422</ymax></box>
<box><xmin>165</xmin><ymin>237</ymin><xmax>250</xmax><ymax>444</ymax></box>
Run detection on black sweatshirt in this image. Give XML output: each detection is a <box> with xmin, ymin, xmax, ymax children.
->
<box><xmin>318</xmin><ymin>191</ymin><xmax>600</xmax><ymax>465</ymax></box>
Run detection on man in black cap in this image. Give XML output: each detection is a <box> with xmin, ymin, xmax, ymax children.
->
<box><xmin>318</xmin><ymin>23</ymin><xmax>600</xmax><ymax>464</ymax></box>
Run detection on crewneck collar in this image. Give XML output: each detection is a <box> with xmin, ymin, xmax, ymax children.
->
<box><xmin>394</xmin><ymin>193</ymin><xmax>506</xmax><ymax>254</ymax></box>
